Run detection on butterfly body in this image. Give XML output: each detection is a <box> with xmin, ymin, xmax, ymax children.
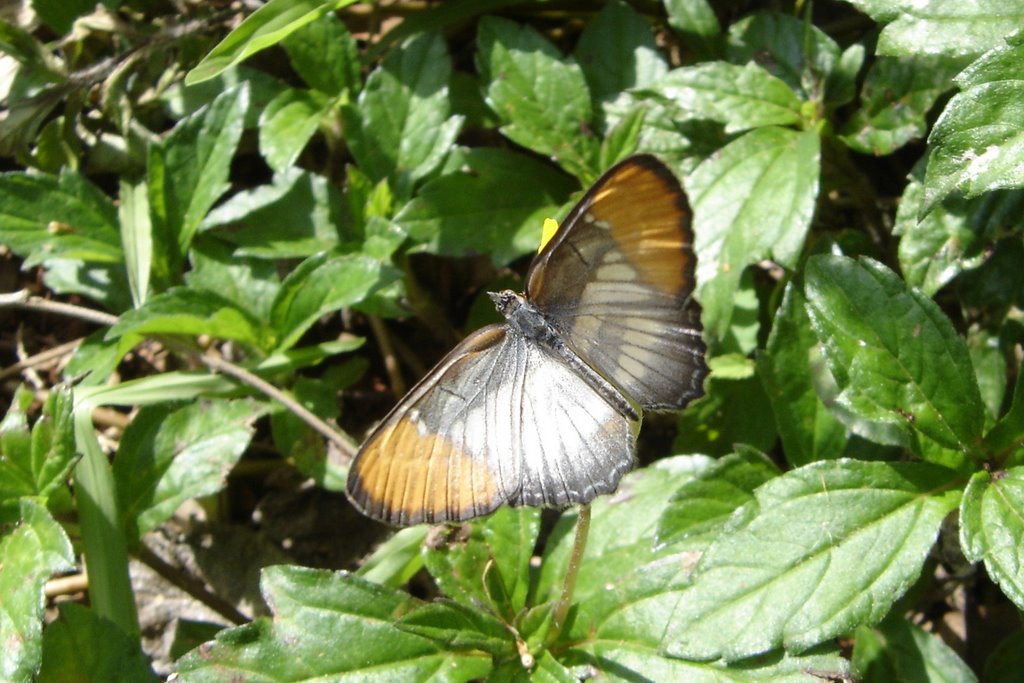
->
<box><xmin>347</xmin><ymin>155</ymin><xmax>708</xmax><ymax>526</ymax></box>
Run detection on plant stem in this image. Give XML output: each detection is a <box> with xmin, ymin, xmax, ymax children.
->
<box><xmin>550</xmin><ymin>504</ymin><xmax>591</xmax><ymax>643</ymax></box>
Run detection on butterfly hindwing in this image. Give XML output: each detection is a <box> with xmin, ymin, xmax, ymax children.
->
<box><xmin>346</xmin><ymin>325</ymin><xmax>638</xmax><ymax>525</ymax></box>
<box><xmin>527</xmin><ymin>155</ymin><xmax>707</xmax><ymax>409</ymax></box>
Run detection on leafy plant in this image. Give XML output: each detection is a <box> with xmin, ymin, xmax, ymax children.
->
<box><xmin>1</xmin><ymin>0</ymin><xmax>1024</xmax><ymax>680</ymax></box>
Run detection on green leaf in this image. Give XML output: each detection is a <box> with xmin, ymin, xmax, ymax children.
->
<box><xmin>725</xmin><ymin>11</ymin><xmax>844</xmax><ymax>104</ymax></box>
<box><xmin>394</xmin><ymin>147</ymin><xmax>577</xmax><ymax>266</ymax></box>
<box><xmin>922</xmin><ymin>38</ymin><xmax>1024</xmax><ymax>214</ymax></box>
<box><xmin>663</xmin><ymin>460</ymin><xmax>962</xmax><ymax>661</ymax></box>
<box><xmin>655</xmin><ymin>447</ymin><xmax>779</xmax><ymax>549</ymax></box>
<box><xmin>281</xmin><ymin>13</ymin><xmax>360</xmax><ymax>97</ymax></box>
<box><xmin>960</xmin><ymin>467</ymin><xmax>1024</xmax><ymax>609</ymax></box>
<box><xmin>477</xmin><ymin>17</ymin><xmax>599</xmax><ymax>181</ymax></box>
<box><xmin>185</xmin><ymin>0</ymin><xmax>360</xmax><ymax>85</ymax></box>
<box><xmin>355</xmin><ymin>526</ymin><xmax>428</xmax><ymax>588</ymax></box>
<box><xmin>843</xmin><ymin>0</ymin><xmax>1024</xmax><ymax>58</ymax></box>
<box><xmin>894</xmin><ymin>159</ymin><xmax>1019</xmax><ymax>296</ymax></box>
<box><xmin>114</xmin><ymin>399</ymin><xmax>263</xmax><ymax>540</ymax></box>
<box><xmin>174</xmin><ymin>567</ymin><xmax>492</xmax><ymax>680</ymax></box>
<box><xmin>38</xmin><ymin>603</ymin><xmax>157</xmax><ymax>683</ymax></box>
<box><xmin>0</xmin><ymin>385</ymin><xmax>76</xmax><ymax>522</ymax></box>
<box><xmin>537</xmin><ymin>456</ymin><xmax>709</xmax><ymax>615</ymax></box>
<box><xmin>852</xmin><ymin>615</ymin><xmax>978</xmax><ymax>683</ymax></box>
<box><xmin>423</xmin><ymin>508</ymin><xmax>539</xmax><ymax>616</ymax></box>
<box><xmin>107</xmin><ymin>288</ymin><xmax>267</xmax><ymax>349</ymax></box>
<box><xmin>673</xmin><ymin>374</ymin><xmax>777</xmax><ymax>457</ymax></box>
<box><xmin>270</xmin><ymin>252</ymin><xmax>399</xmax><ymax>351</ymax></box>
<box><xmin>341</xmin><ymin>32</ymin><xmax>463</xmax><ymax>199</ymax></box>
<box><xmin>663</xmin><ymin>0</ymin><xmax>720</xmax><ymax>59</ymax></box>
<box><xmin>804</xmin><ymin>255</ymin><xmax>985</xmax><ymax>455</ymax></box>
<box><xmin>258</xmin><ymin>87</ymin><xmax>333</xmax><ymax>173</ymax></box>
<box><xmin>759</xmin><ymin>281</ymin><xmax>847</xmax><ymax>467</ymax></box>
<box><xmin>644</xmin><ymin>62</ymin><xmax>803</xmax><ymax>134</ymax></box>
<box><xmin>574</xmin><ymin>0</ymin><xmax>667</xmax><ymax>106</ymax></box>
<box><xmin>397</xmin><ymin>599</ymin><xmax>515</xmax><ymax>657</ymax></box>
<box><xmin>119</xmin><ymin>179</ymin><xmax>152</xmax><ymax>308</ymax></box>
<box><xmin>147</xmin><ymin>84</ymin><xmax>249</xmax><ymax>287</ymax></box>
<box><xmin>186</xmin><ymin>239</ymin><xmax>281</xmax><ymax>322</ymax></box>
<box><xmin>0</xmin><ymin>499</ymin><xmax>75</xmax><ymax>682</ymax></box>
<box><xmin>598</xmin><ymin>105</ymin><xmax>646</xmax><ymax>169</ymax></box>
<box><xmin>201</xmin><ymin>169</ymin><xmax>348</xmax><ymax>258</ymax></box>
<box><xmin>840</xmin><ymin>55</ymin><xmax>964</xmax><ymax>155</ymax></box>
<box><xmin>0</xmin><ymin>170</ymin><xmax>121</xmax><ymax>265</ymax></box>
<box><xmin>691</xmin><ymin>127</ymin><xmax>820</xmax><ymax>340</ymax></box>
<box><xmin>30</xmin><ymin>0</ymin><xmax>109</xmax><ymax>34</ymax></box>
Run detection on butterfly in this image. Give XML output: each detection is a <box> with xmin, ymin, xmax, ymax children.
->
<box><xmin>346</xmin><ymin>155</ymin><xmax>708</xmax><ymax>526</ymax></box>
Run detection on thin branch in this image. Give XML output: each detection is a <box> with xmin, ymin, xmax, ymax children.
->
<box><xmin>135</xmin><ymin>543</ymin><xmax>250</xmax><ymax>626</ymax></box>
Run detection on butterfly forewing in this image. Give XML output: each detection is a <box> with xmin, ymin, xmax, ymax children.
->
<box><xmin>527</xmin><ymin>155</ymin><xmax>707</xmax><ymax>409</ymax></box>
<box><xmin>346</xmin><ymin>325</ymin><xmax>638</xmax><ymax>525</ymax></box>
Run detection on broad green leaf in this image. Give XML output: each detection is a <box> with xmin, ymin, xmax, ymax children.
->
<box><xmin>759</xmin><ymin>282</ymin><xmax>847</xmax><ymax>466</ymax></box>
<box><xmin>673</xmin><ymin>374</ymin><xmax>777</xmax><ymax>457</ymax></box>
<box><xmin>162</xmin><ymin>65</ymin><xmax>286</xmax><ymax>128</ymax></box>
<box><xmin>106</xmin><ymin>288</ymin><xmax>267</xmax><ymax>349</ymax></box>
<box><xmin>477</xmin><ymin>17</ymin><xmax>599</xmax><ymax>181</ymax></box>
<box><xmin>186</xmin><ymin>239</ymin><xmax>281</xmax><ymax>322</ymax></box>
<box><xmin>691</xmin><ymin>127</ymin><xmax>819</xmax><ymax>340</ymax></box>
<box><xmin>269</xmin><ymin>377</ymin><xmax>343</xmax><ymax>490</ymax></box>
<box><xmin>114</xmin><ymin>400</ymin><xmax>263</xmax><ymax>540</ymax></box>
<box><xmin>281</xmin><ymin>13</ymin><xmax>360</xmax><ymax>97</ymax></box>
<box><xmin>537</xmin><ymin>456</ymin><xmax>712</xmax><ymax>613</ymax></box>
<box><xmin>0</xmin><ymin>385</ymin><xmax>76</xmax><ymax>522</ymax></box>
<box><xmin>843</xmin><ymin>0</ymin><xmax>1024</xmax><ymax>57</ymax></box>
<box><xmin>852</xmin><ymin>615</ymin><xmax>978</xmax><ymax>683</ymax></box>
<box><xmin>960</xmin><ymin>467</ymin><xmax>1024</xmax><ymax>609</ymax></box>
<box><xmin>726</xmin><ymin>11</ymin><xmax>844</xmax><ymax>105</ymax></box>
<box><xmin>396</xmin><ymin>600</ymin><xmax>515</xmax><ymax>657</ymax></box>
<box><xmin>185</xmin><ymin>0</ymin><xmax>359</xmax><ymax>85</ymax></box>
<box><xmin>394</xmin><ymin>147</ymin><xmax>577</xmax><ymax>266</ymax></box>
<box><xmin>200</xmin><ymin>169</ymin><xmax>348</xmax><ymax>258</ymax></box>
<box><xmin>423</xmin><ymin>508</ymin><xmax>539</xmax><ymax>616</ymax></box>
<box><xmin>565</xmin><ymin>643</ymin><xmax>850</xmax><ymax>682</ymax></box>
<box><xmin>663</xmin><ymin>460</ymin><xmax>962</xmax><ymax>661</ymax></box>
<box><xmin>259</xmin><ymin>88</ymin><xmax>333</xmax><ymax>173</ymax></box>
<box><xmin>644</xmin><ymin>62</ymin><xmax>803</xmax><ymax>134</ymax></box>
<box><xmin>270</xmin><ymin>252</ymin><xmax>399</xmax><ymax>351</ymax></box>
<box><xmin>894</xmin><ymin>160</ymin><xmax>1021</xmax><ymax>295</ymax></box>
<box><xmin>655</xmin><ymin>447</ymin><xmax>779</xmax><ymax>549</ymax></box>
<box><xmin>922</xmin><ymin>38</ymin><xmax>1024</xmax><ymax>214</ymax></box>
<box><xmin>840</xmin><ymin>55</ymin><xmax>964</xmax><ymax>155</ymax></box>
<box><xmin>663</xmin><ymin>0</ymin><xmax>720</xmax><ymax>59</ymax></box>
<box><xmin>341</xmin><ymin>32</ymin><xmax>463</xmax><ymax>200</ymax></box>
<box><xmin>0</xmin><ymin>171</ymin><xmax>121</xmax><ymax>264</ymax></box>
<box><xmin>38</xmin><ymin>603</ymin><xmax>157</xmax><ymax>683</ymax></box>
<box><xmin>0</xmin><ymin>500</ymin><xmax>75</xmax><ymax>682</ymax></box>
<box><xmin>174</xmin><ymin>567</ymin><xmax>492</xmax><ymax>680</ymax></box>
<box><xmin>804</xmin><ymin>255</ymin><xmax>985</xmax><ymax>454</ymax></box>
<box><xmin>982</xmin><ymin>348</ymin><xmax>1024</xmax><ymax>456</ymax></box>
<box><xmin>148</xmin><ymin>84</ymin><xmax>248</xmax><ymax>287</ymax></box>
<box><xmin>574</xmin><ymin>0</ymin><xmax>667</xmax><ymax>106</ymax></box>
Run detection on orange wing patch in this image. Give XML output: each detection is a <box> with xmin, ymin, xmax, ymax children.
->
<box><xmin>348</xmin><ymin>418</ymin><xmax>500</xmax><ymax>525</ymax></box>
<box><xmin>585</xmin><ymin>160</ymin><xmax>693</xmax><ymax>297</ymax></box>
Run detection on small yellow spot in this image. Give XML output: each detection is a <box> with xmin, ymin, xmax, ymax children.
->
<box><xmin>539</xmin><ymin>218</ymin><xmax>559</xmax><ymax>252</ymax></box>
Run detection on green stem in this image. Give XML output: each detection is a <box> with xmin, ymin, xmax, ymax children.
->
<box><xmin>550</xmin><ymin>504</ymin><xmax>591</xmax><ymax>643</ymax></box>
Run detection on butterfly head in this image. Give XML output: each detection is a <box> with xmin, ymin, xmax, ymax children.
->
<box><xmin>487</xmin><ymin>289</ymin><xmax>522</xmax><ymax>318</ymax></box>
